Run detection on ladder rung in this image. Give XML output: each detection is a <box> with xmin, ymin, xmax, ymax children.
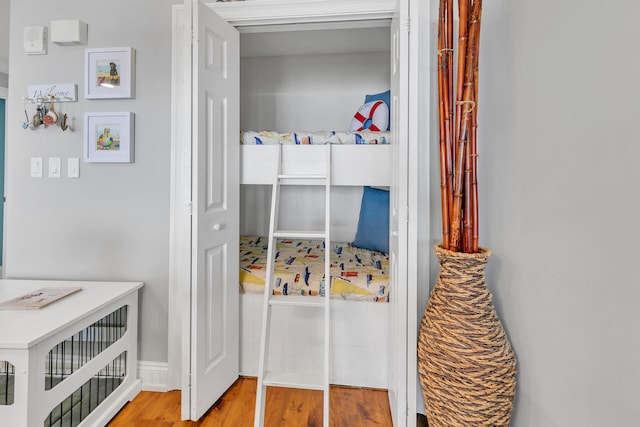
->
<box><xmin>274</xmin><ymin>230</ymin><xmax>327</xmax><ymax>239</ymax></box>
<box><xmin>262</xmin><ymin>371</ymin><xmax>324</xmax><ymax>390</ymax></box>
<box><xmin>269</xmin><ymin>295</ymin><xmax>325</xmax><ymax>308</ymax></box>
<box><xmin>278</xmin><ymin>174</ymin><xmax>327</xmax><ymax>180</ymax></box>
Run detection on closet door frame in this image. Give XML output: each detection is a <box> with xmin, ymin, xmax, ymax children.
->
<box><xmin>169</xmin><ymin>1</ymin><xmax>428</xmax><ymax>425</ymax></box>
<box><xmin>207</xmin><ymin>0</ymin><xmax>396</xmax><ymax>26</ymax></box>
<box><xmin>0</xmin><ymin>86</ymin><xmax>6</xmax><ymax>279</ymax></box>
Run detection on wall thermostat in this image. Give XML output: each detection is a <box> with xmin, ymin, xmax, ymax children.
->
<box><xmin>24</xmin><ymin>26</ymin><xmax>47</xmax><ymax>55</ymax></box>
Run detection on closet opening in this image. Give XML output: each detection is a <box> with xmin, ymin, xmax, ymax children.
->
<box><xmin>169</xmin><ymin>2</ymin><xmax>418</xmax><ymax>422</ymax></box>
<box><xmin>237</xmin><ymin>22</ymin><xmax>394</xmax><ymax>389</ymax></box>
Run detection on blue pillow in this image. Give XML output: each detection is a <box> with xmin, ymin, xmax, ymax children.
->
<box><xmin>364</xmin><ymin>90</ymin><xmax>391</xmax><ymax>131</ymax></box>
<box><xmin>352</xmin><ymin>187</ymin><xmax>390</xmax><ymax>254</ymax></box>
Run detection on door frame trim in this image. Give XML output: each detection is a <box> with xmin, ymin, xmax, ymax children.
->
<box><xmin>168</xmin><ymin>2</ymin><xmax>425</xmax><ymax>425</ymax></box>
<box><xmin>207</xmin><ymin>0</ymin><xmax>396</xmax><ymax>27</ymax></box>
<box><xmin>168</xmin><ymin>4</ymin><xmax>191</xmax><ymax>395</ymax></box>
<box><xmin>0</xmin><ymin>86</ymin><xmax>7</xmax><ymax>278</ymax></box>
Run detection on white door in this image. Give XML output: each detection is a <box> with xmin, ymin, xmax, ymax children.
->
<box><xmin>389</xmin><ymin>0</ymin><xmax>410</xmax><ymax>425</ymax></box>
<box><xmin>184</xmin><ymin>0</ymin><xmax>240</xmax><ymax>420</ymax></box>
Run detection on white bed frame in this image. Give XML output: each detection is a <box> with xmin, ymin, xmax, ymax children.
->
<box><xmin>241</xmin><ymin>144</ymin><xmax>392</xmax><ymax>186</ymax></box>
<box><xmin>240</xmin><ymin>143</ymin><xmax>392</xmax><ymax>388</ymax></box>
<box><xmin>240</xmin><ymin>294</ymin><xmax>389</xmax><ymax>389</ymax></box>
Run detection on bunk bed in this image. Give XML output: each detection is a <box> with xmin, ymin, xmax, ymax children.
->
<box><xmin>238</xmin><ymin>131</ymin><xmax>392</xmax><ymax>388</ymax></box>
<box><xmin>240</xmin><ymin>132</ymin><xmax>392</xmax><ymax>186</ymax></box>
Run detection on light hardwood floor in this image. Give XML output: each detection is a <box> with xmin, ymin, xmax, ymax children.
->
<box><xmin>107</xmin><ymin>377</ymin><xmax>393</xmax><ymax>426</ymax></box>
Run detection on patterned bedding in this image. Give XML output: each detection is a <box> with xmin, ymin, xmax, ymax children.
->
<box><xmin>239</xmin><ymin>236</ymin><xmax>389</xmax><ymax>302</ymax></box>
<box><xmin>241</xmin><ymin>130</ymin><xmax>391</xmax><ymax>145</ymax></box>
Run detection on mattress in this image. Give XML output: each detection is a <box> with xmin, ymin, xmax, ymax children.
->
<box><xmin>241</xmin><ymin>130</ymin><xmax>391</xmax><ymax>145</ymax></box>
<box><xmin>239</xmin><ymin>236</ymin><xmax>389</xmax><ymax>302</ymax></box>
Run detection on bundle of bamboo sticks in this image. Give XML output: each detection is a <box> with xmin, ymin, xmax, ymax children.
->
<box><xmin>438</xmin><ymin>0</ymin><xmax>483</xmax><ymax>253</ymax></box>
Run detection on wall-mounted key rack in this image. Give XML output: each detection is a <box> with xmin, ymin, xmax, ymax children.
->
<box><xmin>22</xmin><ymin>84</ymin><xmax>77</xmax><ymax>131</ymax></box>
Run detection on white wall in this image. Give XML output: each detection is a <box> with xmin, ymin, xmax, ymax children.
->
<box><xmin>5</xmin><ymin>0</ymin><xmax>179</xmax><ymax>363</ymax></box>
<box><xmin>240</xmin><ymin>51</ymin><xmax>390</xmax><ymax>131</ymax></box>
<box><xmin>0</xmin><ymin>0</ymin><xmax>9</xmax><ymax>76</ymax></box>
<box><xmin>240</xmin><ymin>185</ymin><xmax>364</xmax><ymax>242</ymax></box>
<box><xmin>428</xmin><ymin>0</ymin><xmax>640</xmax><ymax>425</ymax></box>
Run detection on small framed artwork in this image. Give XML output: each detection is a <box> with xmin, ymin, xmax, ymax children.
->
<box><xmin>84</xmin><ymin>112</ymin><xmax>135</xmax><ymax>163</ymax></box>
<box><xmin>84</xmin><ymin>47</ymin><xmax>135</xmax><ymax>99</ymax></box>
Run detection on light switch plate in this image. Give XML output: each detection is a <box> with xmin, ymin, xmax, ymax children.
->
<box><xmin>49</xmin><ymin>157</ymin><xmax>61</xmax><ymax>178</ymax></box>
<box><xmin>67</xmin><ymin>157</ymin><xmax>79</xmax><ymax>178</ymax></box>
<box><xmin>30</xmin><ymin>157</ymin><xmax>43</xmax><ymax>178</ymax></box>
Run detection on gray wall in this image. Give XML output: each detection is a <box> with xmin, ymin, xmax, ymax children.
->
<box><xmin>0</xmin><ymin>0</ymin><xmax>8</xmax><ymax>75</ymax></box>
<box><xmin>6</xmin><ymin>0</ymin><xmax>640</xmax><ymax>423</ymax></box>
<box><xmin>5</xmin><ymin>0</ymin><xmax>178</xmax><ymax>363</ymax></box>
<box><xmin>429</xmin><ymin>0</ymin><xmax>640</xmax><ymax>425</ymax></box>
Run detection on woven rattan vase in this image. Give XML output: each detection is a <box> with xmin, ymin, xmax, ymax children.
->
<box><xmin>418</xmin><ymin>244</ymin><xmax>517</xmax><ymax>426</ymax></box>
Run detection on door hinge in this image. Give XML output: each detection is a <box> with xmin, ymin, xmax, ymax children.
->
<box><xmin>188</xmin><ymin>201</ymin><xmax>193</xmax><ymax>215</ymax></box>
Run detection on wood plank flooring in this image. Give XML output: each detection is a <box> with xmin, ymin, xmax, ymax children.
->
<box><xmin>107</xmin><ymin>377</ymin><xmax>392</xmax><ymax>426</ymax></box>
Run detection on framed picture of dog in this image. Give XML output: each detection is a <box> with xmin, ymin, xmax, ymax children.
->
<box><xmin>84</xmin><ymin>47</ymin><xmax>135</xmax><ymax>99</ymax></box>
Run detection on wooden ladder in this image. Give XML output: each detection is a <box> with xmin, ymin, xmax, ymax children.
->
<box><xmin>254</xmin><ymin>144</ymin><xmax>332</xmax><ymax>427</ymax></box>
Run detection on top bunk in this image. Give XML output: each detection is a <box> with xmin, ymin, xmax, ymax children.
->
<box><xmin>238</xmin><ymin>22</ymin><xmax>392</xmax><ymax>186</ymax></box>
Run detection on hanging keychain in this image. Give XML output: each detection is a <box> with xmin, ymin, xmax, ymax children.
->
<box><xmin>32</xmin><ymin>98</ymin><xmax>44</xmax><ymax>128</ymax></box>
<box><xmin>43</xmin><ymin>96</ymin><xmax>59</xmax><ymax>126</ymax></box>
<box><xmin>21</xmin><ymin>98</ymin><xmax>30</xmax><ymax>129</ymax></box>
<box><xmin>59</xmin><ymin>99</ymin><xmax>69</xmax><ymax>131</ymax></box>
<box><xmin>32</xmin><ymin>107</ymin><xmax>43</xmax><ymax>127</ymax></box>
<box><xmin>60</xmin><ymin>114</ymin><xmax>69</xmax><ymax>131</ymax></box>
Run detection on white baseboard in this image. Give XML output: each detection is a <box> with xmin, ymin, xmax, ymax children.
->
<box><xmin>138</xmin><ymin>361</ymin><xmax>169</xmax><ymax>392</ymax></box>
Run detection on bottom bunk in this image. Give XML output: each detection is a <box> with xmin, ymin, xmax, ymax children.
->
<box><xmin>238</xmin><ymin>236</ymin><xmax>390</xmax><ymax>389</ymax></box>
<box><xmin>239</xmin><ymin>235</ymin><xmax>389</xmax><ymax>302</ymax></box>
